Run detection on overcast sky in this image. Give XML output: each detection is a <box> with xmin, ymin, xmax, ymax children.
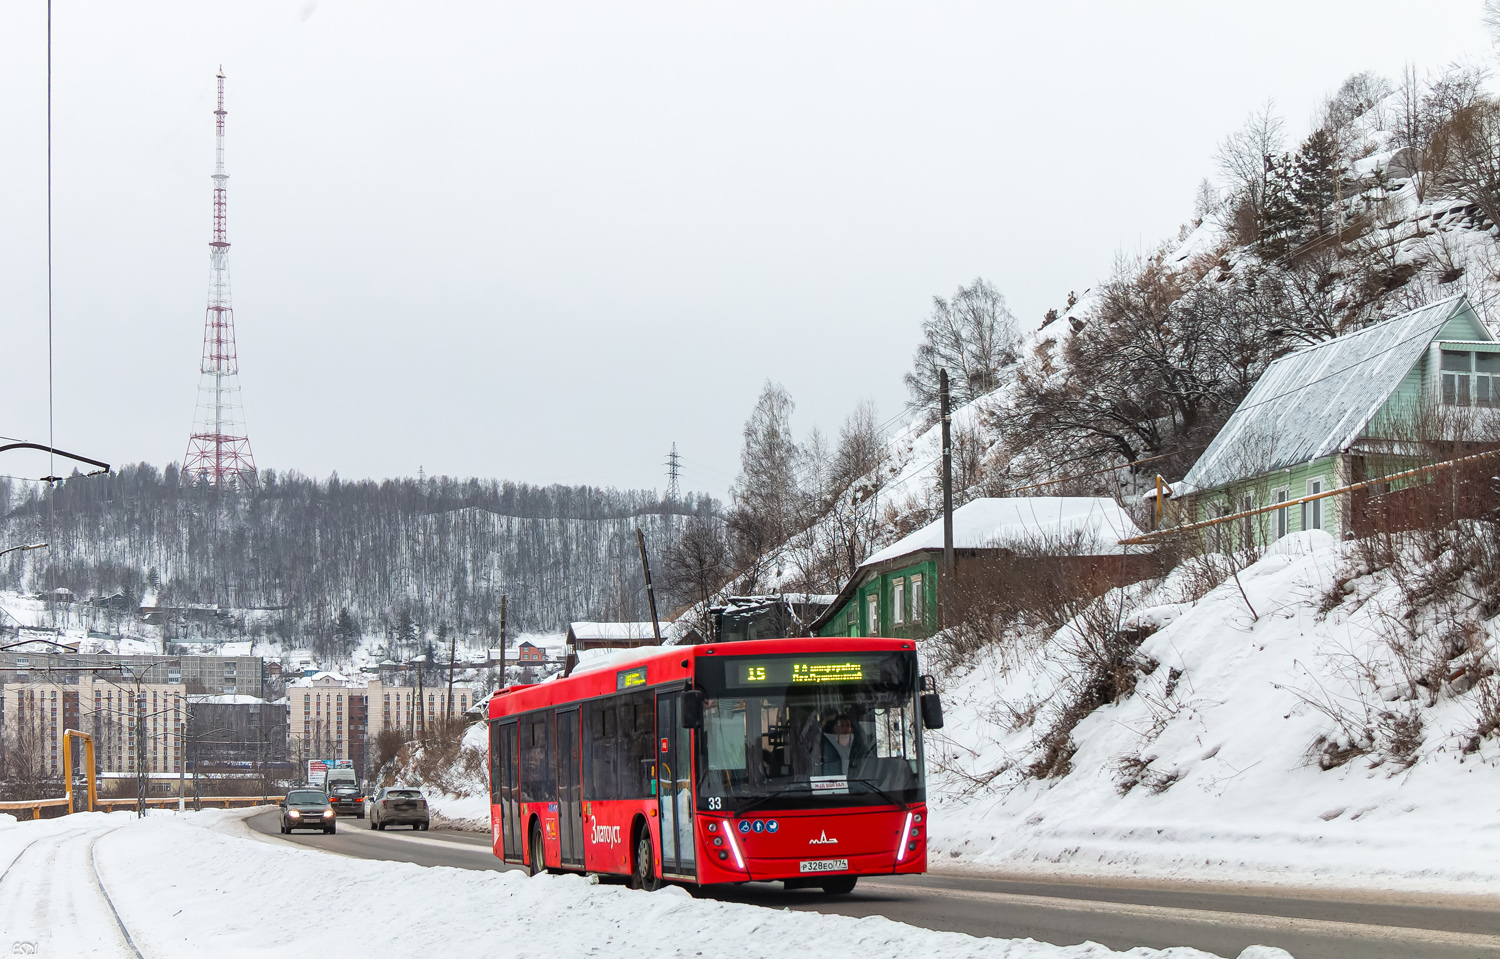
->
<box><xmin>0</xmin><ymin>1</ymin><xmax>1491</xmax><ymax>499</ymax></box>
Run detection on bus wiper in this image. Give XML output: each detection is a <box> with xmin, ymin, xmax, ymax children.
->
<box><xmin>729</xmin><ymin>789</ymin><xmax>800</xmax><ymax>818</ymax></box>
<box><xmin>846</xmin><ymin>779</ymin><xmax>906</xmax><ymax>810</ymax></box>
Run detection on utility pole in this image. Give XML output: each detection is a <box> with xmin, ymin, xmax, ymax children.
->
<box><xmin>636</xmin><ymin>528</ymin><xmax>662</xmax><ymax>643</ymax></box>
<box><xmin>498</xmin><ymin>595</ymin><xmax>507</xmax><ymax>687</ymax></box>
<box><xmin>136</xmin><ymin>687</ymin><xmax>148</xmax><ymax>817</ymax></box>
<box><xmin>445</xmin><ymin>631</ymin><xmax>457</xmax><ymax>721</ymax></box>
<box><xmin>178</xmin><ymin>699</ymin><xmax>189</xmax><ymax>813</ymax></box>
<box><xmin>416</xmin><ymin>659</ymin><xmax>424</xmax><ymax>741</ymax></box>
<box><xmin>940</xmin><ymin>368</ymin><xmax>955</xmax><ymax>580</ymax></box>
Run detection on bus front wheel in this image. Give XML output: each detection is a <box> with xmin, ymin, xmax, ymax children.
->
<box><xmin>821</xmin><ymin>876</ymin><xmax>857</xmax><ymax>895</ymax></box>
<box><xmin>632</xmin><ymin>832</ymin><xmax>661</xmax><ymax>892</ymax></box>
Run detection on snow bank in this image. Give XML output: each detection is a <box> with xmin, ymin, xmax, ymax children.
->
<box><xmin>928</xmin><ymin>535</ymin><xmax>1500</xmax><ymax>894</ymax></box>
<box><xmin>0</xmin><ymin>809</ymin><xmax>1285</xmax><ymax>958</ymax></box>
<box><xmin>380</xmin><ymin>720</ymin><xmax>491</xmax><ymax>829</ymax></box>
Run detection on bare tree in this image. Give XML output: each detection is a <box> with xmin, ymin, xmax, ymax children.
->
<box><xmin>904</xmin><ymin>278</ymin><xmax>1022</xmax><ymax>414</ymax></box>
<box><xmin>1215</xmin><ymin>100</ymin><xmax>1286</xmax><ymax>242</ymax></box>
<box><xmin>727</xmin><ymin>381</ymin><xmax>805</xmax><ymax>585</ymax></box>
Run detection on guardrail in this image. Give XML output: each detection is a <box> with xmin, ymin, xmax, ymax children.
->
<box><xmin>0</xmin><ymin>796</ymin><xmax>286</xmax><ymax>821</ymax></box>
<box><xmin>0</xmin><ymin>798</ymin><xmax>71</xmax><ymax>821</ymax></box>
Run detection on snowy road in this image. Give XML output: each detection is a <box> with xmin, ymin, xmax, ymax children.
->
<box><xmin>245</xmin><ymin>810</ymin><xmax>1500</xmax><ymax>959</ymax></box>
<box><xmin>2</xmin><ymin>808</ymin><xmax>1279</xmax><ymax>959</ymax></box>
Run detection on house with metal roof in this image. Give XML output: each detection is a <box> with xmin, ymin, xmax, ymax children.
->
<box><xmin>1176</xmin><ymin>294</ymin><xmax>1498</xmax><ymax>541</ymax></box>
<box><xmin>809</xmin><ymin>497</ymin><xmax>1155</xmax><ymax>639</ymax></box>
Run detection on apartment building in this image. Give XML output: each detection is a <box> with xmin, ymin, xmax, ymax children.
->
<box><xmin>286</xmin><ymin>672</ymin><xmax>476</xmax><ymax>778</ymax></box>
<box><xmin>0</xmin><ymin>651</ymin><xmax>263</xmax><ymax>697</ymax></box>
<box><xmin>0</xmin><ymin>676</ymin><xmax>188</xmax><ymax>778</ymax></box>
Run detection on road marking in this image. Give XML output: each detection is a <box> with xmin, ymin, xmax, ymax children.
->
<box><xmin>860</xmin><ymin>881</ymin><xmax>1500</xmax><ymax>947</ymax></box>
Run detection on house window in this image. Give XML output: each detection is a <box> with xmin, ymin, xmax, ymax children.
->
<box><xmin>910</xmin><ymin>575</ymin><xmax>924</xmax><ymax>627</ymax></box>
<box><xmin>1441</xmin><ymin>350</ymin><xmax>1500</xmax><ymax>407</ymax></box>
<box><xmin>846</xmin><ymin>609</ymin><xmax>857</xmax><ymax>637</ymax></box>
<box><xmin>866</xmin><ymin>593</ymin><xmax>880</xmax><ymax>636</ymax></box>
<box><xmin>1302</xmin><ymin>479</ymin><xmax>1323</xmax><ymax>531</ymax></box>
<box><xmin>892</xmin><ymin>578</ymin><xmax>906</xmax><ymax>625</ymax></box>
<box><xmin>1273</xmin><ymin>487</ymin><xmax>1290</xmax><ymax>539</ymax></box>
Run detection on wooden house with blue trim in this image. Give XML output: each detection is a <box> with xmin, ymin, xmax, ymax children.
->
<box><xmin>1176</xmin><ymin>294</ymin><xmax>1499</xmax><ymax>541</ymax></box>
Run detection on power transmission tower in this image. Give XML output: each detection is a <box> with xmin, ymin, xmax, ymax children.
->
<box><xmin>665</xmin><ymin>443</ymin><xmax>681</xmax><ymax>501</ymax></box>
<box><xmin>183</xmin><ymin>68</ymin><xmax>256</xmax><ymax>488</ymax></box>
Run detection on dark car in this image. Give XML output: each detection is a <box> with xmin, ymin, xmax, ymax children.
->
<box><xmin>280</xmin><ymin>789</ymin><xmax>337</xmax><ymax>834</ymax></box>
<box><xmin>368</xmin><ymin>787</ymin><xmax>430</xmax><ymax>831</ymax></box>
<box><xmin>327</xmin><ymin>782</ymin><xmax>365</xmax><ymax>818</ymax></box>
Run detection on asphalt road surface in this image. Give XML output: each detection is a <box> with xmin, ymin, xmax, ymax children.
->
<box><xmin>245</xmin><ymin>810</ymin><xmax>1500</xmax><ymax>958</ymax></box>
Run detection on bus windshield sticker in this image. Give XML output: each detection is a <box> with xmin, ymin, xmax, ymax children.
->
<box><xmin>810</xmin><ymin>775</ymin><xmax>849</xmax><ymax>795</ymax></box>
<box><xmin>616</xmin><ymin>666</ymin><xmax>648</xmax><ymax>690</ymax></box>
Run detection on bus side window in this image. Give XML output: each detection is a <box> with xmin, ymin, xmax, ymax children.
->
<box><xmin>585</xmin><ymin>701</ymin><xmax>619</xmax><ymax>800</ymax></box>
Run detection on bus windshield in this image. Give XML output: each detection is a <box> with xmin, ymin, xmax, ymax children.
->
<box><xmin>695</xmin><ymin>650</ymin><xmax>923</xmax><ymax>811</ymax></box>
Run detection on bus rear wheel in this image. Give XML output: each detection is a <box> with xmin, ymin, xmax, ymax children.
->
<box><xmin>820</xmin><ymin>876</ymin><xmax>857</xmax><ymax>895</ymax></box>
<box><xmin>632</xmin><ymin>832</ymin><xmax>661</xmax><ymax>892</ymax></box>
<box><xmin>527</xmin><ymin>821</ymin><xmax>545</xmax><ymax>877</ymax></box>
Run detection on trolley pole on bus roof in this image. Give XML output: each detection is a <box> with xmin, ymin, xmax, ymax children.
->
<box><xmin>940</xmin><ymin>368</ymin><xmax>955</xmax><ymax>579</ymax></box>
<box><xmin>636</xmin><ymin>528</ymin><xmax>662</xmax><ymax>643</ymax></box>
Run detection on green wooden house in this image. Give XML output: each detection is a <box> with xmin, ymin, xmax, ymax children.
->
<box><xmin>809</xmin><ymin>497</ymin><xmax>1153</xmax><ymax>639</ymax></box>
<box><xmin>1176</xmin><ymin>294</ymin><xmax>1498</xmax><ymax>541</ymax></box>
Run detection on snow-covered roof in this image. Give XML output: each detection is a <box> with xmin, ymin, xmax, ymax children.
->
<box><xmin>1179</xmin><ymin>295</ymin><xmax>1481</xmax><ymax>495</ymax></box>
<box><xmin>567</xmin><ymin>622</ymin><xmax>658</xmax><ymax>642</ymax></box>
<box><xmin>287</xmin><ymin>670</ymin><xmax>354</xmax><ymax>688</ymax></box>
<box><xmin>861</xmin><ymin>497</ymin><xmax>1145</xmax><ymax>567</ymax></box>
<box><xmin>218</xmin><ymin>641</ymin><xmax>254</xmax><ymax>657</ymax></box>
<box><xmin>193</xmin><ymin>694</ymin><xmax>267</xmax><ymax>705</ymax></box>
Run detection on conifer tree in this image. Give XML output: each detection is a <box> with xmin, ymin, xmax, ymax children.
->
<box><xmin>1257</xmin><ymin>153</ymin><xmax>1305</xmax><ymax>259</ymax></box>
<box><xmin>1293</xmin><ymin>129</ymin><xmax>1342</xmax><ymax>236</ymax></box>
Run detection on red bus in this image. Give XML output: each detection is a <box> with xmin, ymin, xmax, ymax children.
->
<box><xmin>486</xmin><ymin>636</ymin><xmax>943</xmax><ymax>893</ymax></box>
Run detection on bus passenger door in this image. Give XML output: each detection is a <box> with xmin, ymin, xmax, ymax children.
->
<box><xmin>656</xmin><ymin>692</ymin><xmax>696</xmax><ymax>878</ymax></box>
<box><xmin>556</xmin><ymin>708</ymin><xmax>584</xmax><ymax>868</ymax></box>
<box><xmin>498</xmin><ymin>720</ymin><xmax>521</xmax><ymax>863</ymax></box>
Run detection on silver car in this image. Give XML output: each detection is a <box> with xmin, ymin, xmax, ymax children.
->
<box><xmin>368</xmin><ymin>786</ymin><xmax>430</xmax><ymax>830</ymax></box>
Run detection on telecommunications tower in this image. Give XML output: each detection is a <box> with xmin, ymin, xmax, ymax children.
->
<box><xmin>183</xmin><ymin>68</ymin><xmax>256</xmax><ymax>487</ymax></box>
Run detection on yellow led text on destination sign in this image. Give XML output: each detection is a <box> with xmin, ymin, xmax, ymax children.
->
<box><xmin>791</xmin><ymin>661</ymin><xmax>864</xmax><ymax>683</ymax></box>
<box><xmin>745</xmin><ymin>666</ymin><xmax>768</xmax><ymax>682</ymax></box>
<box><xmin>617</xmin><ymin>667</ymin><xmax>647</xmax><ymax>690</ymax></box>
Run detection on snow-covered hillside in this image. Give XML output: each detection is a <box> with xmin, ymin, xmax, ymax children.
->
<box><xmin>927</xmin><ymin>532</ymin><xmax>1500</xmax><ymax>893</ymax></box>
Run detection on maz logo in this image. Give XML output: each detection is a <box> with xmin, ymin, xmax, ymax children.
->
<box><xmin>809</xmin><ymin>830</ymin><xmax>838</xmax><ymax>845</ymax></box>
<box><xmin>590</xmin><ymin>824</ymin><xmax>622</xmax><ymax>845</ymax></box>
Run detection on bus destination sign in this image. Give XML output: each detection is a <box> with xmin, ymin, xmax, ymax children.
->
<box><xmin>616</xmin><ymin>666</ymin><xmax>648</xmax><ymax>690</ymax></box>
<box><xmin>728</xmin><ymin>658</ymin><xmax>866</xmax><ymax>688</ymax></box>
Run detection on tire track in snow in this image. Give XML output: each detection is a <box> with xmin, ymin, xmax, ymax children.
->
<box><xmin>0</xmin><ymin>826</ymin><xmax>144</xmax><ymax>958</ymax></box>
<box><xmin>90</xmin><ymin>831</ymin><xmax>147</xmax><ymax>958</ymax></box>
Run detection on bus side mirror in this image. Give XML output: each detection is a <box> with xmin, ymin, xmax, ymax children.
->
<box><xmin>920</xmin><ymin>675</ymin><xmax>944</xmax><ymax>729</ymax></box>
<box><xmin>681</xmin><ymin>690</ymin><xmax>704</xmax><ymax>730</ymax></box>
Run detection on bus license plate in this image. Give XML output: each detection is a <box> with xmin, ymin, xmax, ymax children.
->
<box><xmin>799</xmin><ymin>859</ymin><xmax>848</xmax><ymax>874</ymax></box>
